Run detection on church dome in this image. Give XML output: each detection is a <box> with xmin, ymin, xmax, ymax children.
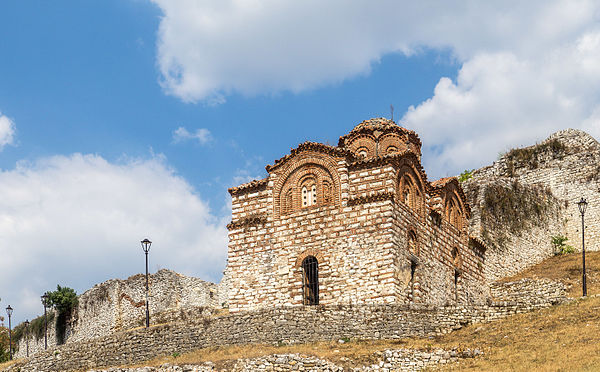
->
<box><xmin>338</xmin><ymin>118</ymin><xmax>422</xmax><ymax>160</ymax></box>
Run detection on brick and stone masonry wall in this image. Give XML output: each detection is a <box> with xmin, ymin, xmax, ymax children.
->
<box><xmin>14</xmin><ymin>269</ymin><xmax>220</xmax><ymax>359</ymax></box>
<box><xmin>228</xmin><ymin>148</ymin><xmax>487</xmax><ymax>313</ymax></box>
<box><xmin>4</xmin><ymin>279</ymin><xmax>566</xmax><ymax>372</ymax></box>
<box><xmin>463</xmin><ymin>129</ymin><xmax>599</xmax><ymax>281</ymax></box>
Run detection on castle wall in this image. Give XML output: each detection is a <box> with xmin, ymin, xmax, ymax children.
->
<box><xmin>465</xmin><ymin>129</ymin><xmax>599</xmax><ymax>281</ymax></box>
<box><xmin>7</xmin><ymin>279</ymin><xmax>566</xmax><ymax>372</ymax></box>
<box><xmin>14</xmin><ymin>269</ymin><xmax>219</xmax><ymax>358</ymax></box>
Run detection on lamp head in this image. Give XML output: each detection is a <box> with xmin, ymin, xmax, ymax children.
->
<box><xmin>6</xmin><ymin>305</ymin><xmax>13</xmax><ymax>317</ymax></box>
<box><xmin>141</xmin><ymin>238</ymin><xmax>152</xmax><ymax>253</ymax></box>
<box><xmin>577</xmin><ymin>197</ymin><xmax>588</xmax><ymax>215</ymax></box>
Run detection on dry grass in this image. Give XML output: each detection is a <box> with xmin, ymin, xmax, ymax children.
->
<box><xmin>500</xmin><ymin>251</ymin><xmax>600</xmax><ymax>297</ymax></box>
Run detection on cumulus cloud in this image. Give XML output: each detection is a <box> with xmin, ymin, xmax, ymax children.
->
<box><xmin>0</xmin><ymin>113</ymin><xmax>16</xmax><ymax>149</ymax></box>
<box><xmin>151</xmin><ymin>0</ymin><xmax>600</xmax><ymax>177</ymax></box>
<box><xmin>172</xmin><ymin>126</ymin><xmax>212</xmax><ymax>144</ymax></box>
<box><xmin>0</xmin><ymin>154</ymin><xmax>227</xmax><ymax>323</ymax></box>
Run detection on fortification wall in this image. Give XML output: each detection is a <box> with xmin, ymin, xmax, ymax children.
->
<box><xmin>5</xmin><ymin>279</ymin><xmax>566</xmax><ymax>372</ymax></box>
<box><xmin>464</xmin><ymin>129</ymin><xmax>599</xmax><ymax>281</ymax></box>
<box><xmin>14</xmin><ymin>269</ymin><xmax>220</xmax><ymax>359</ymax></box>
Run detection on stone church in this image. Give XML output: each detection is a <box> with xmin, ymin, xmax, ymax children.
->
<box><xmin>226</xmin><ymin>118</ymin><xmax>488</xmax><ymax>313</ymax></box>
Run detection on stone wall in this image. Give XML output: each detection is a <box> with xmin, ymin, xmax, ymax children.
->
<box><xmin>14</xmin><ymin>269</ymin><xmax>220</xmax><ymax>359</ymax></box>
<box><xmin>464</xmin><ymin>128</ymin><xmax>600</xmax><ymax>281</ymax></box>
<box><xmin>4</xmin><ymin>279</ymin><xmax>566</xmax><ymax>372</ymax></box>
<box><xmin>86</xmin><ymin>348</ymin><xmax>482</xmax><ymax>372</ymax></box>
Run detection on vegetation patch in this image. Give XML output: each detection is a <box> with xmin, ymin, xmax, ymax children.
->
<box><xmin>479</xmin><ymin>180</ymin><xmax>559</xmax><ymax>251</ymax></box>
<box><xmin>551</xmin><ymin>234</ymin><xmax>574</xmax><ymax>255</ymax></box>
<box><xmin>458</xmin><ymin>169</ymin><xmax>474</xmax><ymax>182</ymax></box>
<box><xmin>503</xmin><ymin>138</ymin><xmax>567</xmax><ymax>177</ymax></box>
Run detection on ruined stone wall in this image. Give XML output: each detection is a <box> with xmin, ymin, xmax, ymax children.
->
<box><xmin>464</xmin><ymin>129</ymin><xmax>600</xmax><ymax>281</ymax></box>
<box><xmin>5</xmin><ymin>279</ymin><xmax>566</xmax><ymax>372</ymax></box>
<box><xmin>14</xmin><ymin>269</ymin><xmax>219</xmax><ymax>358</ymax></box>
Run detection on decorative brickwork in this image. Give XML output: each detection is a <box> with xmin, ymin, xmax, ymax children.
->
<box><xmin>226</xmin><ymin>118</ymin><xmax>488</xmax><ymax>313</ymax></box>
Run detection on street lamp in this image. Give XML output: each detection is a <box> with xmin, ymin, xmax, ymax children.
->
<box><xmin>6</xmin><ymin>305</ymin><xmax>12</xmax><ymax>360</ymax></box>
<box><xmin>41</xmin><ymin>292</ymin><xmax>49</xmax><ymax>349</ymax></box>
<box><xmin>141</xmin><ymin>238</ymin><xmax>152</xmax><ymax>328</ymax></box>
<box><xmin>24</xmin><ymin>319</ymin><xmax>30</xmax><ymax>358</ymax></box>
<box><xmin>577</xmin><ymin>197</ymin><xmax>588</xmax><ymax>297</ymax></box>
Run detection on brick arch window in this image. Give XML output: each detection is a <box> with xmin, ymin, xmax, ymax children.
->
<box><xmin>398</xmin><ymin>167</ymin><xmax>425</xmax><ymax>217</ymax></box>
<box><xmin>446</xmin><ymin>197</ymin><xmax>462</xmax><ymax>230</ymax></box>
<box><xmin>451</xmin><ymin>247</ymin><xmax>460</xmax><ymax>268</ymax></box>
<box><xmin>408</xmin><ymin>230</ymin><xmax>419</xmax><ymax>256</ymax></box>
<box><xmin>283</xmin><ymin>188</ymin><xmax>293</xmax><ymax>213</ymax></box>
<box><xmin>301</xmin><ymin>177</ymin><xmax>317</xmax><ymax>207</ymax></box>
<box><xmin>302</xmin><ymin>256</ymin><xmax>319</xmax><ymax>305</ymax></box>
<box><xmin>386</xmin><ymin>145</ymin><xmax>398</xmax><ymax>154</ymax></box>
<box><xmin>322</xmin><ymin>180</ymin><xmax>332</xmax><ymax>205</ymax></box>
<box><xmin>402</xmin><ymin>176</ymin><xmax>413</xmax><ymax>207</ymax></box>
<box><xmin>357</xmin><ymin>147</ymin><xmax>368</xmax><ymax>159</ymax></box>
<box><xmin>277</xmin><ymin>162</ymin><xmax>339</xmax><ymax>215</ymax></box>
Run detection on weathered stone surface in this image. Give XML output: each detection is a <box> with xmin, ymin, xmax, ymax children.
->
<box><xmin>464</xmin><ymin>128</ymin><xmax>600</xmax><ymax>281</ymax></box>
<box><xmin>15</xmin><ymin>269</ymin><xmax>220</xmax><ymax>358</ymax></box>
<box><xmin>3</xmin><ymin>279</ymin><xmax>565</xmax><ymax>372</ymax></box>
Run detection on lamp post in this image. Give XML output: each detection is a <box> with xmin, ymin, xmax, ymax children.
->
<box><xmin>141</xmin><ymin>238</ymin><xmax>152</xmax><ymax>328</ymax></box>
<box><xmin>577</xmin><ymin>197</ymin><xmax>588</xmax><ymax>297</ymax></box>
<box><xmin>41</xmin><ymin>292</ymin><xmax>49</xmax><ymax>350</ymax></box>
<box><xmin>6</xmin><ymin>305</ymin><xmax>12</xmax><ymax>360</ymax></box>
<box><xmin>24</xmin><ymin>319</ymin><xmax>30</xmax><ymax>358</ymax></box>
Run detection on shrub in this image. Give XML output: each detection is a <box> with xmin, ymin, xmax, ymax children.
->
<box><xmin>552</xmin><ymin>235</ymin><xmax>574</xmax><ymax>255</ymax></box>
<box><xmin>46</xmin><ymin>285</ymin><xmax>78</xmax><ymax>345</ymax></box>
<box><xmin>458</xmin><ymin>169</ymin><xmax>474</xmax><ymax>182</ymax></box>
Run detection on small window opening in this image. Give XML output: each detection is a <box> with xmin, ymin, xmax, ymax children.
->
<box><xmin>357</xmin><ymin>147</ymin><xmax>368</xmax><ymax>158</ymax></box>
<box><xmin>454</xmin><ymin>269</ymin><xmax>460</xmax><ymax>301</ymax></box>
<box><xmin>302</xmin><ymin>256</ymin><xmax>319</xmax><ymax>305</ymax></box>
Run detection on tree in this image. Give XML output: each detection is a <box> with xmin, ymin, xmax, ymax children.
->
<box><xmin>46</xmin><ymin>285</ymin><xmax>78</xmax><ymax>345</ymax></box>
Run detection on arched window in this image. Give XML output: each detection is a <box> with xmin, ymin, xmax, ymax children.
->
<box><xmin>447</xmin><ymin>198</ymin><xmax>462</xmax><ymax>229</ymax></box>
<box><xmin>387</xmin><ymin>146</ymin><xmax>398</xmax><ymax>154</ymax></box>
<box><xmin>451</xmin><ymin>247</ymin><xmax>460</xmax><ymax>267</ymax></box>
<box><xmin>301</xmin><ymin>179</ymin><xmax>317</xmax><ymax>208</ymax></box>
<box><xmin>357</xmin><ymin>147</ymin><xmax>368</xmax><ymax>159</ymax></box>
<box><xmin>283</xmin><ymin>188</ymin><xmax>293</xmax><ymax>214</ymax></box>
<box><xmin>408</xmin><ymin>230</ymin><xmax>418</xmax><ymax>256</ymax></box>
<box><xmin>302</xmin><ymin>256</ymin><xmax>319</xmax><ymax>305</ymax></box>
<box><xmin>322</xmin><ymin>180</ymin><xmax>332</xmax><ymax>205</ymax></box>
<box><xmin>403</xmin><ymin>177</ymin><xmax>413</xmax><ymax>207</ymax></box>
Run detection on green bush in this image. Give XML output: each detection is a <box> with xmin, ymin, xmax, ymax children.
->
<box><xmin>552</xmin><ymin>235</ymin><xmax>574</xmax><ymax>255</ymax></box>
<box><xmin>458</xmin><ymin>169</ymin><xmax>474</xmax><ymax>182</ymax></box>
<box><xmin>46</xmin><ymin>285</ymin><xmax>78</xmax><ymax>345</ymax></box>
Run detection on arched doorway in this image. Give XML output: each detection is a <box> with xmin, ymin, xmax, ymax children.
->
<box><xmin>302</xmin><ymin>256</ymin><xmax>319</xmax><ymax>305</ymax></box>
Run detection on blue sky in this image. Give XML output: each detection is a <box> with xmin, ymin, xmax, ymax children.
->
<box><xmin>1</xmin><ymin>1</ymin><xmax>600</xmax><ymax>324</ymax></box>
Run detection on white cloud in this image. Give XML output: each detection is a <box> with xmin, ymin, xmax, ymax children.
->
<box><xmin>0</xmin><ymin>113</ymin><xmax>16</xmax><ymax>149</ymax></box>
<box><xmin>0</xmin><ymin>154</ymin><xmax>227</xmax><ymax>323</ymax></box>
<box><xmin>151</xmin><ymin>0</ymin><xmax>600</xmax><ymax>178</ymax></box>
<box><xmin>172</xmin><ymin>126</ymin><xmax>212</xmax><ymax>144</ymax></box>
